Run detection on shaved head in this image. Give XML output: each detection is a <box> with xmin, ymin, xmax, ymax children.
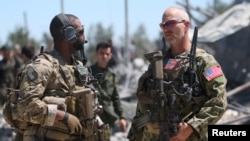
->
<box><xmin>162</xmin><ymin>7</ymin><xmax>189</xmax><ymax>23</ymax></box>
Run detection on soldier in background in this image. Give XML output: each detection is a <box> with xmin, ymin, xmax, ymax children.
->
<box><xmin>12</xmin><ymin>44</ymin><xmax>24</xmax><ymax>74</ymax></box>
<box><xmin>107</xmin><ymin>39</ymin><xmax>120</xmax><ymax>68</ymax></box>
<box><xmin>89</xmin><ymin>42</ymin><xmax>127</xmax><ymax>136</ymax></box>
<box><xmin>3</xmin><ymin>13</ymin><xmax>109</xmax><ymax>141</ymax></box>
<box><xmin>20</xmin><ymin>45</ymin><xmax>35</xmax><ymax>63</ymax></box>
<box><xmin>0</xmin><ymin>46</ymin><xmax>19</xmax><ymax>106</ymax></box>
<box><xmin>16</xmin><ymin>45</ymin><xmax>36</xmax><ymax>73</ymax></box>
<box><xmin>127</xmin><ymin>6</ymin><xmax>227</xmax><ymax>141</ymax></box>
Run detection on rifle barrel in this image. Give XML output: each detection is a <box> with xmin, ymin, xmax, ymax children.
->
<box><xmin>189</xmin><ymin>27</ymin><xmax>198</xmax><ymax>85</ymax></box>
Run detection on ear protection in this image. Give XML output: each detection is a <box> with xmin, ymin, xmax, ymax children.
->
<box><xmin>56</xmin><ymin>13</ymin><xmax>78</xmax><ymax>43</ymax></box>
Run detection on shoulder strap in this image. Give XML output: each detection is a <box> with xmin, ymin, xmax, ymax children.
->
<box><xmin>40</xmin><ymin>53</ymin><xmax>75</xmax><ymax>94</ymax></box>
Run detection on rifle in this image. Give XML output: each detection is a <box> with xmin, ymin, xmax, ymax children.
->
<box><xmin>173</xmin><ymin>26</ymin><xmax>199</xmax><ymax>99</ymax></box>
<box><xmin>186</xmin><ymin>26</ymin><xmax>201</xmax><ymax>98</ymax></box>
<box><xmin>40</xmin><ymin>45</ymin><xmax>44</xmax><ymax>54</ymax></box>
<box><xmin>145</xmin><ymin>51</ymin><xmax>170</xmax><ymax>140</ymax></box>
<box><xmin>188</xmin><ymin>26</ymin><xmax>198</xmax><ymax>92</ymax></box>
<box><xmin>139</xmin><ymin>28</ymin><xmax>200</xmax><ymax>139</ymax></box>
<box><xmin>181</xmin><ymin>26</ymin><xmax>203</xmax><ymax>121</ymax></box>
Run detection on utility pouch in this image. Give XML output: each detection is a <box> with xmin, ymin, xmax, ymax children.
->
<box><xmin>65</xmin><ymin>96</ymin><xmax>76</xmax><ymax>115</ymax></box>
<box><xmin>23</xmin><ymin>126</ymin><xmax>38</xmax><ymax>141</ymax></box>
<box><xmin>73</xmin><ymin>88</ymin><xmax>95</xmax><ymax>120</ymax></box>
<box><xmin>83</xmin><ymin>119</ymin><xmax>99</xmax><ymax>141</ymax></box>
<box><xmin>98</xmin><ymin>124</ymin><xmax>110</xmax><ymax>141</ymax></box>
<box><xmin>3</xmin><ymin>91</ymin><xmax>28</xmax><ymax>133</ymax></box>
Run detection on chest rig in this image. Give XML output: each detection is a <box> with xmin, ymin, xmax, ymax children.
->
<box><xmin>163</xmin><ymin>55</ymin><xmax>200</xmax><ymax>102</ymax></box>
<box><xmin>41</xmin><ymin>52</ymin><xmax>101</xmax><ymax>119</ymax></box>
<box><xmin>134</xmin><ymin>49</ymin><xmax>205</xmax><ymax>139</ymax></box>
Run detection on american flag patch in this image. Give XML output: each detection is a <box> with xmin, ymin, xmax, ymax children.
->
<box><xmin>164</xmin><ymin>59</ymin><xmax>179</xmax><ymax>70</ymax></box>
<box><xmin>204</xmin><ymin>65</ymin><xmax>223</xmax><ymax>81</ymax></box>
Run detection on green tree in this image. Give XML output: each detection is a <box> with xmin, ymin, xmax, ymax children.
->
<box><xmin>130</xmin><ymin>24</ymin><xmax>157</xmax><ymax>59</ymax></box>
<box><xmin>40</xmin><ymin>32</ymin><xmax>53</xmax><ymax>51</ymax></box>
<box><xmin>6</xmin><ymin>26</ymin><xmax>40</xmax><ymax>49</ymax></box>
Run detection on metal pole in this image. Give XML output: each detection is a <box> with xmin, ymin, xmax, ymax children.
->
<box><xmin>227</xmin><ymin>81</ymin><xmax>250</xmax><ymax>98</ymax></box>
<box><xmin>23</xmin><ymin>12</ymin><xmax>29</xmax><ymax>45</ymax></box>
<box><xmin>125</xmin><ymin>0</ymin><xmax>129</xmax><ymax>63</ymax></box>
<box><xmin>61</xmin><ymin>0</ymin><xmax>64</xmax><ymax>13</ymax></box>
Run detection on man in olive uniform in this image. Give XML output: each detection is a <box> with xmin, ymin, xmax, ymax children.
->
<box><xmin>3</xmin><ymin>13</ymin><xmax>109</xmax><ymax>141</ymax></box>
<box><xmin>90</xmin><ymin>42</ymin><xmax>127</xmax><ymax>135</ymax></box>
<box><xmin>127</xmin><ymin>7</ymin><xmax>227</xmax><ymax>141</ymax></box>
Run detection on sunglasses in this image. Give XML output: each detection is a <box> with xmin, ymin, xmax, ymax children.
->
<box><xmin>77</xmin><ymin>29</ymin><xmax>84</xmax><ymax>35</ymax></box>
<box><xmin>77</xmin><ymin>25</ymin><xmax>84</xmax><ymax>35</ymax></box>
<box><xmin>160</xmin><ymin>19</ymin><xmax>185</xmax><ymax>28</ymax></box>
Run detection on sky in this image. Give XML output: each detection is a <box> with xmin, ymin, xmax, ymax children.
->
<box><xmin>0</xmin><ymin>0</ymin><xmax>232</xmax><ymax>46</ymax></box>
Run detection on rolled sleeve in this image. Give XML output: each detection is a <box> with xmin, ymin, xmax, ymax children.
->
<box><xmin>44</xmin><ymin>104</ymin><xmax>58</xmax><ymax>126</ymax></box>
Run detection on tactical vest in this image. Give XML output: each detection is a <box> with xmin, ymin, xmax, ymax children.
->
<box><xmin>135</xmin><ymin>49</ymin><xmax>208</xmax><ymax>136</ymax></box>
<box><xmin>3</xmin><ymin>52</ymin><xmax>110</xmax><ymax>141</ymax></box>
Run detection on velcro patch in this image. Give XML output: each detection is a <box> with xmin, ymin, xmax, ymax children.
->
<box><xmin>164</xmin><ymin>59</ymin><xmax>180</xmax><ymax>70</ymax></box>
<box><xmin>26</xmin><ymin>66</ymin><xmax>38</xmax><ymax>81</ymax></box>
<box><xmin>204</xmin><ymin>65</ymin><xmax>223</xmax><ymax>81</ymax></box>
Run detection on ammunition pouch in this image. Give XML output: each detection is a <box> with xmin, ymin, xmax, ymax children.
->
<box><xmin>98</xmin><ymin>124</ymin><xmax>110</xmax><ymax>141</ymax></box>
<box><xmin>65</xmin><ymin>96</ymin><xmax>77</xmax><ymax>115</ymax></box>
<box><xmin>32</xmin><ymin>120</ymin><xmax>109</xmax><ymax>141</ymax></box>
<box><xmin>40</xmin><ymin>88</ymin><xmax>106</xmax><ymax>140</ymax></box>
<box><xmin>72</xmin><ymin>88</ymin><xmax>98</xmax><ymax>121</ymax></box>
<box><xmin>82</xmin><ymin>119</ymin><xmax>99</xmax><ymax>139</ymax></box>
<box><xmin>3</xmin><ymin>91</ymin><xmax>28</xmax><ymax>133</ymax></box>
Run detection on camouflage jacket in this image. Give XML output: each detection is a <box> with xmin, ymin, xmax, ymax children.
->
<box><xmin>10</xmin><ymin>49</ymin><xmax>102</xmax><ymax>138</ymax></box>
<box><xmin>128</xmin><ymin>48</ymin><xmax>227</xmax><ymax>141</ymax></box>
<box><xmin>90</xmin><ymin>63</ymin><xmax>124</xmax><ymax>126</ymax></box>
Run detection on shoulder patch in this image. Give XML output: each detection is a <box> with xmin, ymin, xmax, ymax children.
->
<box><xmin>203</xmin><ymin>65</ymin><xmax>223</xmax><ymax>81</ymax></box>
<box><xmin>26</xmin><ymin>66</ymin><xmax>38</xmax><ymax>81</ymax></box>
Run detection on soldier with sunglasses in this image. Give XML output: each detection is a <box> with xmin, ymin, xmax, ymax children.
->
<box><xmin>3</xmin><ymin>13</ymin><xmax>109</xmax><ymax>141</ymax></box>
<box><xmin>127</xmin><ymin>6</ymin><xmax>227</xmax><ymax>141</ymax></box>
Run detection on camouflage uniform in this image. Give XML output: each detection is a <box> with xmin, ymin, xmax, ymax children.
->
<box><xmin>3</xmin><ymin>49</ymin><xmax>109</xmax><ymax>141</ymax></box>
<box><xmin>90</xmin><ymin>63</ymin><xmax>125</xmax><ymax>127</ymax></box>
<box><xmin>0</xmin><ymin>54</ymin><xmax>22</xmax><ymax>105</ymax></box>
<box><xmin>127</xmin><ymin>48</ymin><xmax>227</xmax><ymax>141</ymax></box>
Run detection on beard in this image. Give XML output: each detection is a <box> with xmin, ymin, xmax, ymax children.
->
<box><xmin>72</xmin><ymin>40</ymin><xmax>88</xmax><ymax>63</ymax></box>
<box><xmin>166</xmin><ymin>30</ymin><xmax>185</xmax><ymax>45</ymax></box>
<box><xmin>73</xmin><ymin>40</ymin><xmax>84</xmax><ymax>51</ymax></box>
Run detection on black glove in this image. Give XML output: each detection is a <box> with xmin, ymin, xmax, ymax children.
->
<box><xmin>62</xmin><ymin>112</ymin><xmax>82</xmax><ymax>134</ymax></box>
